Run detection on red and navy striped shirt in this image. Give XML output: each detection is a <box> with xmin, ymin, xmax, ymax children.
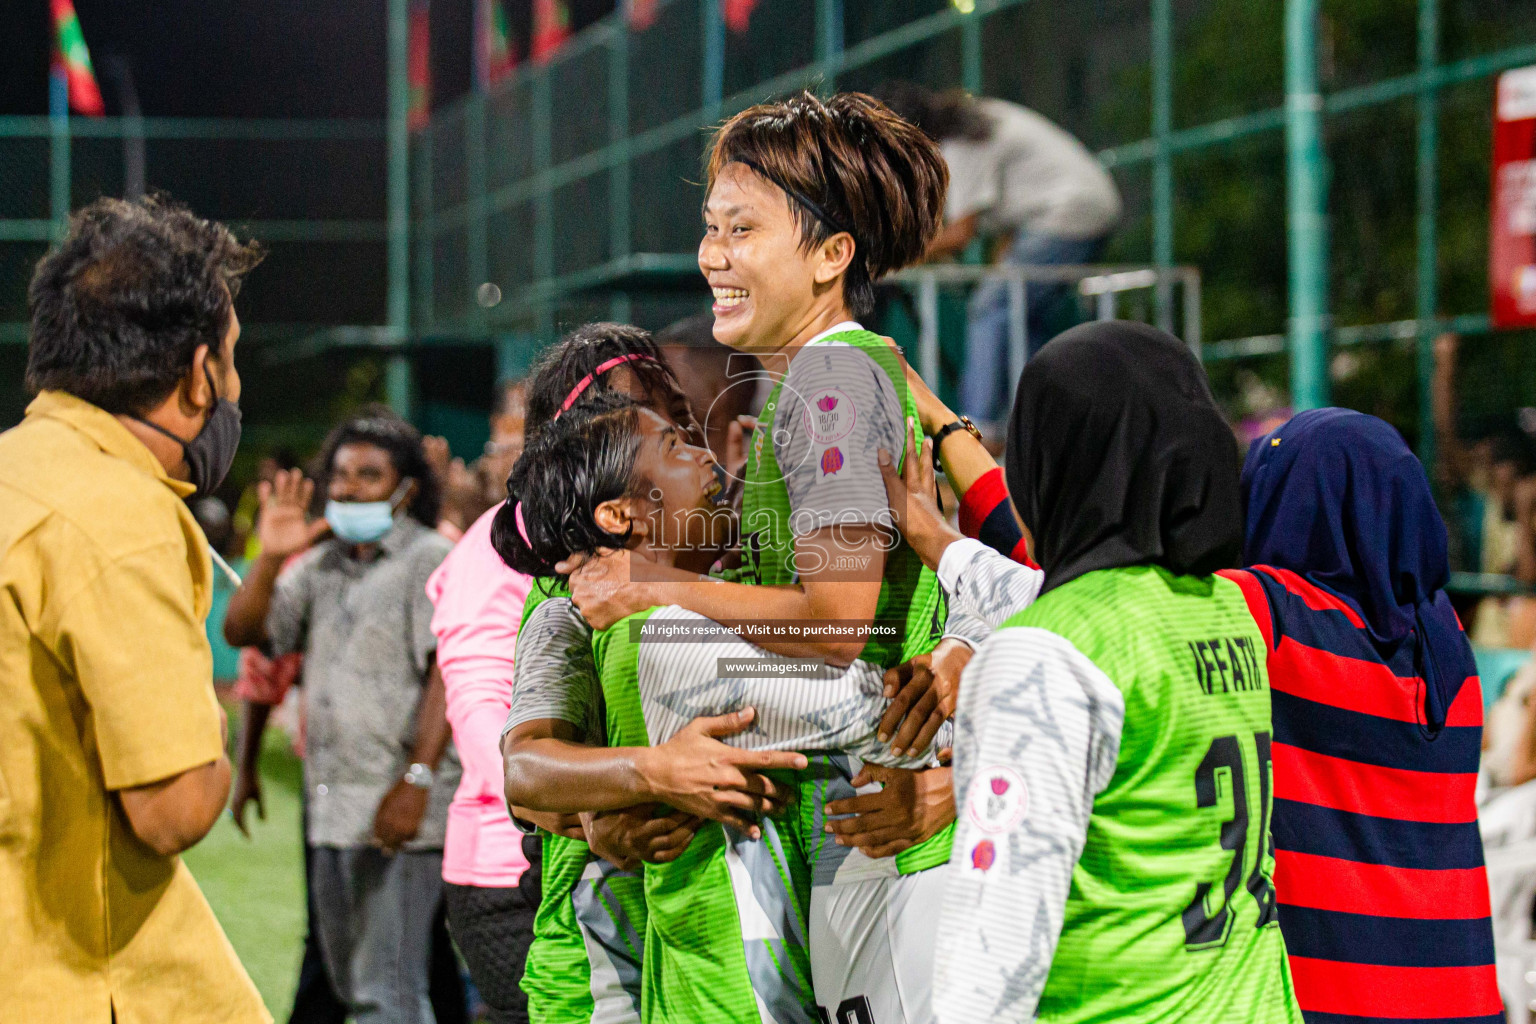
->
<box><xmin>1224</xmin><ymin>565</ymin><xmax>1499</xmax><ymax>1024</ymax></box>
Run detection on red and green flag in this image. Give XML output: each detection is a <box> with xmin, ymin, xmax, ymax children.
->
<box><xmin>477</xmin><ymin>0</ymin><xmax>516</xmax><ymax>90</ymax></box>
<box><xmin>51</xmin><ymin>0</ymin><xmax>105</xmax><ymax>116</ymax></box>
<box><xmin>531</xmin><ymin>0</ymin><xmax>570</xmax><ymax>64</ymax></box>
<box><xmin>408</xmin><ymin>0</ymin><xmax>431</xmax><ymax>131</ymax></box>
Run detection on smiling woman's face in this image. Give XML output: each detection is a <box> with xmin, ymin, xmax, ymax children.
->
<box><xmin>624</xmin><ymin>407</ymin><xmax>725</xmax><ymax>556</ymax></box>
<box><xmin>698</xmin><ymin>162</ymin><xmax>824</xmax><ymax>353</ymax></box>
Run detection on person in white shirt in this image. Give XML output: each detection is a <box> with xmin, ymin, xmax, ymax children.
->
<box><xmin>878</xmin><ymin>82</ymin><xmax>1122</xmax><ymax>429</ymax></box>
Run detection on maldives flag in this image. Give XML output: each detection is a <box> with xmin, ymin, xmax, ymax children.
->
<box><xmin>626</xmin><ymin>0</ymin><xmax>659</xmax><ymax>31</ymax></box>
<box><xmin>531</xmin><ymin>0</ymin><xmax>570</xmax><ymax>63</ymax></box>
<box><xmin>477</xmin><ymin>0</ymin><xmax>516</xmax><ymax>90</ymax></box>
<box><xmin>52</xmin><ymin>0</ymin><xmax>105</xmax><ymax>116</ymax></box>
<box><xmin>723</xmin><ymin>0</ymin><xmax>760</xmax><ymax>34</ymax></box>
<box><xmin>408</xmin><ymin>0</ymin><xmax>430</xmax><ymax>131</ymax></box>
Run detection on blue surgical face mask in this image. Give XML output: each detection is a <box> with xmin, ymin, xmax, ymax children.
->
<box><xmin>325</xmin><ymin>481</ymin><xmax>411</xmax><ymax>544</ymax></box>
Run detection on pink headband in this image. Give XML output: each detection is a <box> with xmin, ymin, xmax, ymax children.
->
<box><xmin>513</xmin><ymin>500</ymin><xmax>531</xmax><ymax>545</ymax></box>
<box><xmin>556</xmin><ymin>353</ymin><xmax>658</xmax><ymax>417</ymax></box>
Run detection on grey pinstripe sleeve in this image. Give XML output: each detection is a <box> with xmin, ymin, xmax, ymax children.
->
<box><xmin>777</xmin><ymin>342</ymin><xmax>908</xmax><ymax>538</ymax></box>
<box><xmin>933</xmin><ymin>626</ymin><xmax>1124</xmax><ymax>1024</ymax></box>
<box><xmin>503</xmin><ymin>597</ymin><xmax>603</xmax><ymax>743</ymax></box>
<box><xmin>939</xmin><ymin>537</ymin><xmax>1046</xmax><ymax>633</ymax></box>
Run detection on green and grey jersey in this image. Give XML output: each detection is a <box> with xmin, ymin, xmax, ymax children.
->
<box><xmin>931</xmin><ymin>546</ymin><xmax>1301</xmax><ymax>1024</ymax></box>
<box><xmin>594</xmin><ymin>608</ymin><xmax>820</xmax><ymax>1024</ymax></box>
<box><xmin>504</xmin><ymin>580</ymin><xmax>647</xmax><ymax>1024</ymax></box>
<box><xmin>739</xmin><ymin>323</ymin><xmax>947</xmax><ymax>668</ymax></box>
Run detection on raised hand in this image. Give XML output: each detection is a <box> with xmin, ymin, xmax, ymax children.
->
<box><xmin>256</xmin><ymin>468</ymin><xmax>328</xmax><ymax>559</ymax></box>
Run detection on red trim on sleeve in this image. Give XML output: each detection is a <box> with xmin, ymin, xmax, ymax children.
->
<box><xmin>1218</xmin><ymin>568</ymin><xmax>1275</xmax><ymax>651</ymax></box>
<box><xmin>1249</xmin><ymin>564</ymin><xmax>1368</xmax><ymax>628</ymax></box>
<box><xmin>1286</xmin><ymin>957</ymin><xmax>1501</xmax><ymax>1019</ymax></box>
<box><xmin>1274</xmin><ymin>849</ymin><xmax>1491</xmax><ymax>920</ymax></box>
<box><xmin>1009</xmin><ymin>536</ymin><xmax>1037</xmax><ymax>569</ymax></box>
<box><xmin>958</xmin><ymin>467</ymin><xmax>1009</xmax><ymax>539</ymax></box>
<box><xmin>1272</xmin><ymin>742</ymin><xmax>1479</xmax><ymax>824</ymax></box>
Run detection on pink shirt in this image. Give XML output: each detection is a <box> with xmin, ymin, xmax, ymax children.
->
<box><xmin>426</xmin><ymin>504</ymin><xmax>532</xmax><ymax>888</ymax></box>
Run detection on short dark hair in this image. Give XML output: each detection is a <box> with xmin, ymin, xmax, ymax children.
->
<box><xmin>491</xmin><ymin>391</ymin><xmax>644</xmax><ymax>580</ymax></box>
<box><xmin>705</xmin><ymin>91</ymin><xmax>948</xmax><ymax>319</ymax></box>
<box><xmin>872</xmin><ymin>82</ymin><xmax>993</xmax><ymax>143</ymax></box>
<box><xmin>25</xmin><ymin>194</ymin><xmax>264</xmax><ymax>415</ymax></box>
<box><xmin>525</xmin><ymin>321</ymin><xmax>695</xmax><ymax>437</ymax></box>
<box><xmin>316</xmin><ymin>404</ymin><xmax>441</xmax><ymax>527</ymax></box>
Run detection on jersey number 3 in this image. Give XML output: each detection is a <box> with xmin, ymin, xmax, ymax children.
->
<box><xmin>1182</xmin><ymin>731</ymin><xmax>1280</xmax><ymax>951</ymax></box>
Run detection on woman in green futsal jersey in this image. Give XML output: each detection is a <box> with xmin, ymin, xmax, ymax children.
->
<box><xmin>561</xmin><ymin>91</ymin><xmax>978</xmax><ymax>1024</ymax></box>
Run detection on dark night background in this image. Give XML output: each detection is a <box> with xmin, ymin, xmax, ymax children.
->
<box><xmin>0</xmin><ymin>1</ymin><xmax>618</xmax><ymax>470</ymax></box>
<box><xmin>0</xmin><ymin>1</ymin><xmax>619</xmax><ymax>118</ymax></box>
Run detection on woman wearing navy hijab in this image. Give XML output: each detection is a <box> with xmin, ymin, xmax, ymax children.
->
<box><xmin>1225</xmin><ymin>408</ymin><xmax>1499</xmax><ymax>1023</ymax></box>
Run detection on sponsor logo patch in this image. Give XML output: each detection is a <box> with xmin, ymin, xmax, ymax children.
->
<box><xmin>965</xmin><ymin>765</ymin><xmax>1028</xmax><ymax>835</ymax></box>
<box><xmin>970</xmin><ymin>839</ymin><xmax>996</xmax><ymax>872</ymax></box>
<box><xmin>820</xmin><ymin>446</ymin><xmax>844</xmax><ymax>476</ymax></box>
<box><xmin>803</xmin><ymin>387</ymin><xmax>856</xmax><ymax>445</ymax></box>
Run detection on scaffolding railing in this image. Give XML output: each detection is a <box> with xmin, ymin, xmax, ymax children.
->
<box><xmin>413</xmin><ymin>0</ymin><xmax>1536</xmax><ymax>436</ymax></box>
<box><xmin>887</xmin><ymin>262</ymin><xmax>1201</xmax><ymax>387</ymax></box>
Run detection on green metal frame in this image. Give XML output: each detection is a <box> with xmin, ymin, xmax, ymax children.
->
<box><xmin>4</xmin><ymin>0</ymin><xmax>1534</xmax><ymax>432</ymax></box>
<box><xmin>408</xmin><ymin>0</ymin><xmax>1536</xmax><ymax>423</ymax></box>
<box><xmin>0</xmin><ymin>116</ymin><xmax>392</xmax><ymax>317</ymax></box>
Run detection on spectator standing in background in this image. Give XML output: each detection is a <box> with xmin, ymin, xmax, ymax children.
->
<box><xmin>224</xmin><ymin>410</ymin><xmax>461</xmax><ymax>1024</ymax></box>
<box><xmin>879</xmin><ymin>82</ymin><xmax>1122</xmax><ymax>429</ymax></box>
<box><xmin>426</xmin><ymin>490</ymin><xmax>537</xmax><ymax>1023</ymax></box>
<box><xmin>0</xmin><ymin>196</ymin><xmax>267</xmax><ymax>1023</ymax></box>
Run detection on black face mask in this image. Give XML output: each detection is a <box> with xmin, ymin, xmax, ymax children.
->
<box><xmin>133</xmin><ymin>364</ymin><xmax>243</xmax><ymax>496</ymax></box>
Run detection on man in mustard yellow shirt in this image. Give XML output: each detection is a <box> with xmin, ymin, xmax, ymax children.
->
<box><xmin>0</xmin><ymin>195</ymin><xmax>270</xmax><ymax>1024</ymax></box>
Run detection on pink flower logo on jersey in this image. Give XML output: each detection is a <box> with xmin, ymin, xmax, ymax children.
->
<box><xmin>971</xmin><ymin>840</ymin><xmax>995</xmax><ymax>871</ymax></box>
<box><xmin>803</xmin><ymin>387</ymin><xmax>855</xmax><ymax>444</ymax></box>
<box><xmin>820</xmin><ymin>446</ymin><xmax>844</xmax><ymax>476</ymax></box>
<box><xmin>968</xmin><ymin>765</ymin><xmax>1028</xmax><ymax>835</ymax></box>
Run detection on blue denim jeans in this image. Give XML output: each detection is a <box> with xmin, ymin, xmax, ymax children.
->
<box><xmin>310</xmin><ymin>846</ymin><xmax>446</xmax><ymax>1024</ymax></box>
<box><xmin>959</xmin><ymin>231</ymin><xmax>1108</xmax><ymax>424</ymax></box>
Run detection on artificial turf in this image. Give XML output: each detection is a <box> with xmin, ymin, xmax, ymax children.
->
<box><xmin>183</xmin><ymin>724</ymin><xmax>308</xmax><ymax>1017</ymax></box>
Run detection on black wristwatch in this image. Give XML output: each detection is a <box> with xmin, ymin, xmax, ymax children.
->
<box><xmin>932</xmin><ymin>416</ymin><xmax>984</xmax><ymax>454</ymax></box>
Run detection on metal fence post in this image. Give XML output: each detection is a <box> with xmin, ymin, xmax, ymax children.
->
<box><xmin>961</xmin><ymin>4</ymin><xmax>983</xmax><ymax>94</ymax></box>
<box><xmin>533</xmin><ymin>70</ymin><xmax>554</xmax><ymax>340</ymax></box>
<box><xmin>1007</xmin><ymin>274</ymin><xmax>1027</xmax><ymax>386</ymax></box>
<box><xmin>815</xmin><ymin>0</ymin><xmax>844</xmax><ymax>74</ymax></box>
<box><xmin>1415</xmin><ymin>0</ymin><xmax>1440</xmax><ymax>468</ymax></box>
<box><xmin>918</xmin><ymin>273</ymin><xmax>939</xmax><ymax>388</ymax></box>
<box><xmin>703</xmin><ymin>0</ymin><xmax>725</xmax><ymax>118</ymax></box>
<box><xmin>1285</xmin><ymin>0</ymin><xmax>1330</xmax><ymax>410</ymax></box>
<box><xmin>415</xmin><ymin>125</ymin><xmax>436</xmax><ymax>334</ymax></box>
<box><xmin>609</xmin><ymin>25</ymin><xmax>631</xmax><ymax>263</ymax></box>
<box><xmin>386</xmin><ymin>0</ymin><xmax>411</xmax><ymax>341</ymax></box>
<box><xmin>48</xmin><ymin>69</ymin><xmax>71</xmax><ymax>243</ymax></box>
<box><xmin>467</xmin><ymin>91</ymin><xmax>489</xmax><ymax>334</ymax></box>
<box><xmin>1151</xmin><ymin>0</ymin><xmax>1175</xmax><ymax>333</ymax></box>
<box><xmin>386</xmin><ymin>0</ymin><xmax>413</xmax><ymax>416</ymax></box>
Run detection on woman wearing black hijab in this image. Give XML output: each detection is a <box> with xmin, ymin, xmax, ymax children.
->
<box><xmin>879</xmin><ymin>320</ymin><xmax>1301</xmax><ymax>1024</ymax></box>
